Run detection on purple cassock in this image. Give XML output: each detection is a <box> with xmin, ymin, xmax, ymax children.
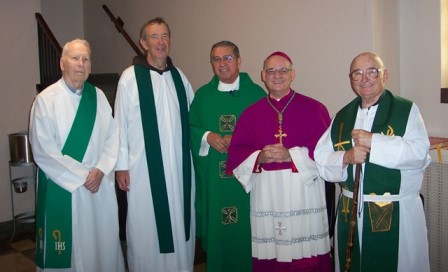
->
<box><xmin>227</xmin><ymin>89</ymin><xmax>330</xmax><ymax>172</ymax></box>
<box><xmin>226</xmin><ymin>89</ymin><xmax>332</xmax><ymax>272</ymax></box>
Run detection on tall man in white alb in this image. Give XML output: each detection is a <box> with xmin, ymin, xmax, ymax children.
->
<box><xmin>114</xmin><ymin>17</ymin><xmax>195</xmax><ymax>272</ymax></box>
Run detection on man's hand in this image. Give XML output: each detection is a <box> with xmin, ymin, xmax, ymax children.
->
<box><xmin>352</xmin><ymin>129</ymin><xmax>373</xmax><ymax>149</ymax></box>
<box><xmin>84</xmin><ymin>168</ymin><xmax>104</xmax><ymax>193</ymax></box>
<box><xmin>259</xmin><ymin>143</ymin><xmax>292</xmax><ymax>164</ymax></box>
<box><xmin>116</xmin><ymin>170</ymin><xmax>130</xmax><ymax>191</ymax></box>
<box><xmin>207</xmin><ymin>132</ymin><xmax>230</xmax><ymax>153</ymax></box>
<box><xmin>342</xmin><ymin>129</ymin><xmax>373</xmax><ymax>167</ymax></box>
<box><xmin>343</xmin><ymin>145</ymin><xmax>370</xmax><ymax>167</ymax></box>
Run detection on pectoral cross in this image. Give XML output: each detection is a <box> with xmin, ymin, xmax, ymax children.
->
<box><xmin>267</xmin><ymin>93</ymin><xmax>295</xmax><ymax>144</ymax></box>
<box><xmin>274</xmin><ymin>113</ymin><xmax>287</xmax><ymax>144</ymax></box>
<box><xmin>275</xmin><ymin>128</ymin><xmax>287</xmax><ymax>144</ymax></box>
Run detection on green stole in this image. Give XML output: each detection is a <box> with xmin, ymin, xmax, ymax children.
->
<box><xmin>134</xmin><ymin>64</ymin><xmax>191</xmax><ymax>253</ymax></box>
<box><xmin>35</xmin><ymin>82</ymin><xmax>97</xmax><ymax>268</ymax></box>
<box><xmin>330</xmin><ymin>90</ymin><xmax>412</xmax><ymax>272</ymax></box>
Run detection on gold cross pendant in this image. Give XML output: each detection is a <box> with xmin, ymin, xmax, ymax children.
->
<box><xmin>275</xmin><ymin>128</ymin><xmax>287</xmax><ymax>144</ymax></box>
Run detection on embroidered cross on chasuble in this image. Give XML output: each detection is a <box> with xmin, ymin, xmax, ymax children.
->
<box><xmin>220</xmin><ymin>114</ymin><xmax>236</xmax><ymax>132</ymax></box>
<box><xmin>219</xmin><ymin>114</ymin><xmax>236</xmax><ymax>178</ymax></box>
<box><xmin>221</xmin><ymin>206</ymin><xmax>238</xmax><ymax>224</ymax></box>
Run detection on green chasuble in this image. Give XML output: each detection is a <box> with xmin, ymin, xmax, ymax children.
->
<box><xmin>36</xmin><ymin>82</ymin><xmax>97</xmax><ymax>268</ymax></box>
<box><xmin>330</xmin><ymin>90</ymin><xmax>412</xmax><ymax>272</ymax></box>
<box><xmin>134</xmin><ymin>64</ymin><xmax>191</xmax><ymax>253</ymax></box>
<box><xmin>189</xmin><ymin>73</ymin><xmax>265</xmax><ymax>272</ymax></box>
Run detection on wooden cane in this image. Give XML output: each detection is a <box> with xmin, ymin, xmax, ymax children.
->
<box><xmin>344</xmin><ymin>164</ymin><xmax>362</xmax><ymax>272</ymax></box>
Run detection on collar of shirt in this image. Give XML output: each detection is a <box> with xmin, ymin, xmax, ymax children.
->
<box><xmin>132</xmin><ymin>55</ymin><xmax>175</xmax><ymax>75</ymax></box>
<box><xmin>62</xmin><ymin>78</ymin><xmax>83</xmax><ymax>96</ymax></box>
<box><xmin>217</xmin><ymin>76</ymin><xmax>240</xmax><ymax>92</ymax></box>
<box><xmin>359</xmin><ymin>96</ymin><xmax>381</xmax><ymax>109</ymax></box>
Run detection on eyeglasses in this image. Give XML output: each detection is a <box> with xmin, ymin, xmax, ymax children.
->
<box><xmin>211</xmin><ymin>55</ymin><xmax>236</xmax><ymax>63</ymax></box>
<box><xmin>264</xmin><ymin>67</ymin><xmax>292</xmax><ymax>76</ymax></box>
<box><xmin>350</xmin><ymin>67</ymin><xmax>385</xmax><ymax>81</ymax></box>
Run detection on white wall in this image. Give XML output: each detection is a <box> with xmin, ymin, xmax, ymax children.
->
<box><xmin>442</xmin><ymin>0</ymin><xmax>448</xmax><ymax>87</ymax></box>
<box><xmin>373</xmin><ymin>0</ymin><xmax>400</xmax><ymax>94</ymax></box>
<box><xmin>0</xmin><ymin>0</ymin><xmax>41</xmax><ymax>222</ymax></box>
<box><xmin>399</xmin><ymin>0</ymin><xmax>445</xmax><ymax>137</ymax></box>
<box><xmin>41</xmin><ymin>0</ymin><xmax>84</xmax><ymax>45</ymax></box>
<box><xmin>0</xmin><ymin>0</ymin><xmax>446</xmax><ymax>221</ymax></box>
<box><xmin>86</xmin><ymin>0</ymin><xmax>446</xmax><ymax>136</ymax></box>
<box><xmin>87</xmin><ymin>0</ymin><xmax>376</xmax><ymax>116</ymax></box>
<box><xmin>0</xmin><ymin>0</ymin><xmax>84</xmax><ymax>222</ymax></box>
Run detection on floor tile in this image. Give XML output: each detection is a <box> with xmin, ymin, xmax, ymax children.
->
<box><xmin>9</xmin><ymin>239</ymin><xmax>35</xmax><ymax>252</ymax></box>
<box><xmin>0</xmin><ymin>252</ymin><xmax>35</xmax><ymax>272</ymax></box>
<box><xmin>1</xmin><ymin>232</ymin><xmax>206</xmax><ymax>271</ymax></box>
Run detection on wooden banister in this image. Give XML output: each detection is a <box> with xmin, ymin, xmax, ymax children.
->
<box><xmin>102</xmin><ymin>5</ymin><xmax>143</xmax><ymax>57</ymax></box>
<box><xmin>35</xmin><ymin>13</ymin><xmax>62</xmax><ymax>55</ymax></box>
<box><xmin>35</xmin><ymin>13</ymin><xmax>62</xmax><ymax>92</ymax></box>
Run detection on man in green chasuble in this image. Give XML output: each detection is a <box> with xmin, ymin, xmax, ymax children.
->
<box><xmin>315</xmin><ymin>52</ymin><xmax>431</xmax><ymax>272</ymax></box>
<box><xmin>189</xmin><ymin>40</ymin><xmax>265</xmax><ymax>272</ymax></box>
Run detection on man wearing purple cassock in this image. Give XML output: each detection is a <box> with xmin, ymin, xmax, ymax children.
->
<box><xmin>226</xmin><ymin>51</ymin><xmax>332</xmax><ymax>272</ymax></box>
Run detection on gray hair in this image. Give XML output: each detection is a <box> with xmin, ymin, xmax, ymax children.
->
<box><xmin>210</xmin><ymin>40</ymin><xmax>240</xmax><ymax>59</ymax></box>
<box><xmin>140</xmin><ymin>17</ymin><xmax>171</xmax><ymax>40</ymax></box>
<box><xmin>61</xmin><ymin>39</ymin><xmax>91</xmax><ymax>57</ymax></box>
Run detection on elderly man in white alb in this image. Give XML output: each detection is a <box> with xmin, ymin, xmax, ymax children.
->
<box><xmin>314</xmin><ymin>52</ymin><xmax>431</xmax><ymax>272</ymax></box>
<box><xmin>30</xmin><ymin>39</ymin><xmax>125</xmax><ymax>272</ymax></box>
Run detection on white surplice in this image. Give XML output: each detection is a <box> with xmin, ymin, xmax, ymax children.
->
<box><xmin>314</xmin><ymin>103</ymin><xmax>431</xmax><ymax>272</ymax></box>
<box><xmin>29</xmin><ymin>79</ymin><xmax>125</xmax><ymax>272</ymax></box>
<box><xmin>115</xmin><ymin>65</ymin><xmax>195</xmax><ymax>272</ymax></box>
<box><xmin>233</xmin><ymin>147</ymin><xmax>331</xmax><ymax>262</ymax></box>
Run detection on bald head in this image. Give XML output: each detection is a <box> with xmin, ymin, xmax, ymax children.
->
<box><xmin>350</xmin><ymin>52</ymin><xmax>384</xmax><ymax>73</ymax></box>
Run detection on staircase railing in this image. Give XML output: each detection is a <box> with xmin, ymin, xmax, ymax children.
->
<box><xmin>35</xmin><ymin>8</ymin><xmax>142</xmax><ymax>94</ymax></box>
<box><xmin>35</xmin><ymin>13</ymin><xmax>62</xmax><ymax>93</ymax></box>
<box><xmin>102</xmin><ymin>5</ymin><xmax>143</xmax><ymax>57</ymax></box>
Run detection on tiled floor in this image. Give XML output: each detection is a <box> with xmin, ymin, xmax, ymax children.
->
<box><xmin>0</xmin><ymin>230</ymin><xmax>206</xmax><ymax>272</ymax></box>
<box><xmin>0</xmin><ymin>232</ymin><xmax>35</xmax><ymax>272</ymax></box>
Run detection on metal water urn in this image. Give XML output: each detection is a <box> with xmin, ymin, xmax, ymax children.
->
<box><xmin>8</xmin><ymin>131</ymin><xmax>33</xmax><ymax>164</ymax></box>
<box><xmin>8</xmin><ymin>131</ymin><xmax>34</xmax><ymax>193</ymax></box>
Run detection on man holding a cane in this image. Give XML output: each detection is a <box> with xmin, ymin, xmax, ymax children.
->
<box><xmin>314</xmin><ymin>52</ymin><xmax>431</xmax><ymax>272</ymax></box>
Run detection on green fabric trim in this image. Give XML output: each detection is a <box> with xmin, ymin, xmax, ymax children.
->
<box><xmin>169</xmin><ymin>66</ymin><xmax>192</xmax><ymax>242</ymax></box>
<box><xmin>134</xmin><ymin>64</ymin><xmax>191</xmax><ymax>253</ymax></box>
<box><xmin>331</xmin><ymin>90</ymin><xmax>412</xmax><ymax>271</ymax></box>
<box><xmin>36</xmin><ymin>82</ymin><xmax>97</xmax><ymax>268</ymax></box>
